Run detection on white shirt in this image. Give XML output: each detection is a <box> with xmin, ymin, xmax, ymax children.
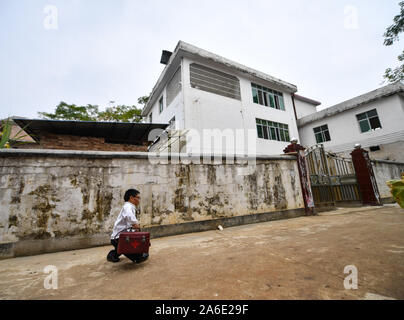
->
<box><xmin>111</xmin><ymin>202</ymin><xmax>139</xmax><ymax>239</ymax></box>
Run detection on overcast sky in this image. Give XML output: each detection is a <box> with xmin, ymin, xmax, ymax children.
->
<box><xmin>0</xmin><ymin>0</ymin><xmax>402</xmax><ymax>120</ymax></box>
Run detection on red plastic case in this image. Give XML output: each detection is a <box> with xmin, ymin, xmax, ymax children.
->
<box><xmin>117</xmin><ymin>231</ymin><xmax>151</xmax><ymax>255</ymax></box>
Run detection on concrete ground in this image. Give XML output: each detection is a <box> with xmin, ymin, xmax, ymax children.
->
<box><xmin>0</xmin><ymin>205</ymin><xmax>403</xmax><ymax>300</ymax></box>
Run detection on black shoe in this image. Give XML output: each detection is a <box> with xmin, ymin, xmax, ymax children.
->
<box><xmin>107</xmin><ymin>251</ymin><xmax>121</xmax><ymax>263</ymax></box>
<box><xmin>135</xmin><ymin>253</ymin><xmax>149</xmax><ymax>264</ymax></box>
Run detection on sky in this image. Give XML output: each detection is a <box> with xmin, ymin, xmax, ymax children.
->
<box><xmin>0</xmin><ymin>0</ymin><xmax>402</xmax><ymax>119</ymax></box>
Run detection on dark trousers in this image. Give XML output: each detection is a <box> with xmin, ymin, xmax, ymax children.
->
<box><xmin>108</xmin><ymin>239</ymin><xmax>144</xmax><ymax>262</ymax></box>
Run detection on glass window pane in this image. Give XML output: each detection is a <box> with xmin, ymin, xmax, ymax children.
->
<box><xmin>324</xmin><ymin>130</ymin><xmax>331</xmax><ymax>141</ymax></box>
<box><xmin>274</xmin><ymin>95</ymin><xmax>280</xmax><ymax>109</ymax></box>
<box><xmin>313</xmin><ymin>127</ymin><xmax>321</xmax><ymax>133</ymax></box>
<box><xmin>270</xmin><ymin>127</ymin><xmax>277</xmax><ymax>140</ymax></box>
<box><xmin>321</xmin><ymin>125</ymin><xmax>328</xmax><ymax>131</ymax></box>
<box><xmin>268</xmin><ymin>94</ymin><xmax>275</xmax><ymax>108</ymax></box>
<box><xmin>275</xmin><ymin>128</ymin><xmax>281</xmax><ymax>141</ymax></box>
<box><xmin>252</xmin><ymin>88</ymin><xmax>258</xmax><ymax>104</ymax></box>
<box><xmin>280</xmin><ymin>129</ymin><xmax>285</xmax><ymax>142</ymax></box>
<box><xmin>263</xmin><ymin>126</ymin><xmax>269</xmax><ymax>139</ymax></box>
<box><xmin>278</xmin><ymin>96</ymin><xmax>285</xmax><ymax>110</ymax></box>
<box><xmin>367</xmin><ymin>109</ymin><xmax>377</xmax><ymax>117</ymax></box>
<box><xmin>257</xmin><ymin>125</ymin><xmax>263</xmax><ymax>138</ymax></box>
<box><xmin>258</xmin><ymin>90</ymin><xmax>263</xmax><ymax>105</ymax></box>
<box><xmin>356</xmin><ymin>113</ymin><xmax>366</xmax><ymax>121</ymax></box>
<box><xmin>263</xmin><ymin>92</ymin><xmax>268</xmax><ymax>106</ymax></box>
<box><xmin>369</xmin><ymin>116</ymin><xmax>381</xmax><ymax>130</ymax></box>
<box><xmin>359</xmin><ymin>120</ymin><xmax>370</xmax><ymax>133</ymax></box>
<box><xmin>285</xmin><ymin>130</ymin><xmax>290</xmax><ymax>142</ymax></box>
<box><xmin>315</xmin><ymin>133</ymin><xmax>323</xmax><ymax>143</ymax></box>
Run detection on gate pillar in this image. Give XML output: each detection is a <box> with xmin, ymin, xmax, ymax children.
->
<box><xmin>284</xmin><ymin>139</ymin><xmax>315</xmax><ymax>215</ymax></box>
<box><xmin>350</xmin><ymin>144</ymin><xmax>382</xmax><ymax>206</ymax></box>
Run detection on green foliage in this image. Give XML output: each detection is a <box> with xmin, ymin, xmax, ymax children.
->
<box><xmin>0</xmin><ymin>119</ymin><xmax>12</xmax><ymax>148</ymax></box>
<box><xmin>0</xmin><ymin>118</ymin><xmax>31</xmax><ymax>149</ymax></box>
<box><xmin>97</xmin><ymin>105</ymin><xmax>142</xmax><ymax>122</ymax></box>
<box><xmin>383</xmin><ymin>1</ymin><xmax>404</xmax><ymax>46</ymax></box>
<box><xmin>383</xmin><ymin>1</ymin><xmax>404</xmax><ymax>83</ymax></box>
<box><xmin>38</xmin><ymin>102</ymin><xmax>99</xmax><ymax>121</ymax></box>
<box><xmin>38</xmin><ymin>96</ymin><xmax>150</xmax><ymax>123</ymax></box>
<box><xmin>383</xmin><ymin>50</ymin><xmax>404</xmax><ymax>83</ymax></box>
<box><xmin>387</xmin><ymin>173</ymin><xmax>404</xmax><ymax>209</ymax></box>
<box><xmin>137</xmin><ymin>95</ymin><xmax>150</xmax><ymax>106</ymax></box>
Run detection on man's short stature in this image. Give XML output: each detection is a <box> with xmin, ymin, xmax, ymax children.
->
<box><xmin>107</xmin><ymin>189</ymin><xmax>149</xmax><ymax>263</ymax></box>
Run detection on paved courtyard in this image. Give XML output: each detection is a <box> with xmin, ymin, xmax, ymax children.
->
<box><xmin>0</xmin><ymin>205</ymin><xmax>403</xmax><ymax>300</ymax></box>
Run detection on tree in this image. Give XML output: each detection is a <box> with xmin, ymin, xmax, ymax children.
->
<box><xmin>97</xmin><ymin>105</ymin><xmax>143</xmax><ymax>122</ymax></box>
<box><xmin>38</xmin><ymin>95</ymin><xmax>150</xmax><ymax>123</ymax></box>
<box><xmin>137</xmin><ymin>95</ymin><xmax>150</xmax><ymax>106</ymax></box>
<box><xmin>38</xmin><ymin>102</ymin><xmax>99</xmax><ymax>121</ymax></box>
<box><xmin>383</xmin><ymin>1</ymin><xmax>404</xmax><ymax>83</ymax></box>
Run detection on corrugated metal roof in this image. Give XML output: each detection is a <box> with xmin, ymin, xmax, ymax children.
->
<box><xmin>12</xmin><ymin>118</ymin><xmax>169</xmax><ymax>145</ymax></box>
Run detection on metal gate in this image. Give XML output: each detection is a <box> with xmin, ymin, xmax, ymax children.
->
<box><xmin>305</xmin><ymin>144</ymin><xmax>361</xmax><ymax>206</ymax></box>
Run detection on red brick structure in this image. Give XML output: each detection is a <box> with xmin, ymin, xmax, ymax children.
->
<box><xmin>11</xmin><ymin>118</ymin><xmax>168</xmax><ymax>152</ymax></box>
<box><xmin>284</xmin><ymin>139</ymin><xmax>315</xmax><ymax>215</ymax></box>
<box><xmin>350</xmin><ymin>144</ymin><xmax>382</xmax><ymax>206</ymax></box>
<box><xmin>39</xmin><ymin>133</ymin><xmax>148</xmax><ymax>152</ymax></box>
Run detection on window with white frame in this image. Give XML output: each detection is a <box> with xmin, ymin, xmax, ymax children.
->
<box><xmin>356</xmin><ymin>109</ymin><xmax>382</xmax><ymax>133</ymax></box>
<box><xmin>313</xmin><ymin>124</ymin><xmax>331</xmax><ymax>143</ymax></box>
<box><xmin>256</xmin><ymin>118</ymin><xmax>290</xmax><ymax>142</ymax></box>
<box><xmin>251</xmin><ymin>83</ymin><xmax>285</xmax><ymax>111</ymax></box>
<box><xmin>159</xmin><ymin>97</ymin><xmax>164</xmax><ymax>114</ymax></box>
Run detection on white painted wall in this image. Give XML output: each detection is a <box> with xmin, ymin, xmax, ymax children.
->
<box><xmin>294</xmin><ymin>98</ymin><xmax>317</xmax><ymax>119</ymax></box>
<box><xmin>145</xmin><ymin>56</ymin><xmax>300</xmax><ymax>156</ymax></box>
<box><xmin>181</xmin><ymin>57</ymin><xmax>299</xmax><ymax>155</ymax></box>
<box><xmin>146</xmin><ymin>82</ymin><xmax>184</xmax><ymax>129</ymax></box>
<box><xmin>298</xmin><ymin>95</ymin><xmax>404</xmax><ymax>156</ymax></box>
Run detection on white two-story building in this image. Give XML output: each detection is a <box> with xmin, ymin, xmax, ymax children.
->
<box><xmin>142</xmin><ymin>41</ymin><xmax>318</xmax><ymax>156</ymax></box>
<box><xmin>298</xmin><ymin>82</ymin><xmax>404</xmax><ymax>162</ymax></box>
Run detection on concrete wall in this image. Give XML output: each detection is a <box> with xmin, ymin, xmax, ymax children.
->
<box><xmin>148</xmin><ymin>65</ymin><xmax>184</xmax><ymax>129</ymax></box>
<box><xmin>298</xmin><ymin>95</ymin><xmax>404</xmax><ymax>160</ymax></box>
<box><xmin>294</xmin><ymin>98</ymin><xmax>317</xmax><ymax>119</ymax></box>
<box><xmin>335</xmin><ymin>141</ymin><xmax>404</xmax><ymax>163</ymax></box>
<box><xmin>371</xmin><ymin>159</ymin><xmax>404</xmax><ymax>200</ymax></box>
<box><xmin>0</xmin><ymin>149</ymin><xmax>304</xmax><ymax>259</ymax></box>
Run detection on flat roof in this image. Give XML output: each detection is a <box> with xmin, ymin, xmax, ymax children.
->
<box><xmin>294</xmin><ymin>94</ymin><xmax>321</xmax><ymax>106</ymax></box>
<box><xmin>297</xmin><ymin>82</ymin><xmax>404</xmax><ymax>127</ymax></box>
<box><xmin>12</xmin><ymin>118</ymin><xmax>169</xmax><ymax>145</ymax></box>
